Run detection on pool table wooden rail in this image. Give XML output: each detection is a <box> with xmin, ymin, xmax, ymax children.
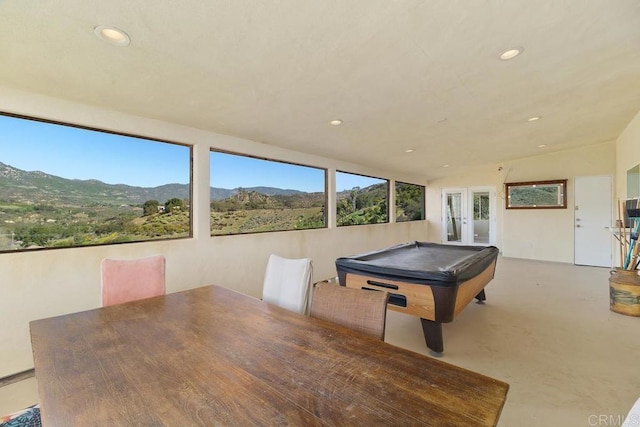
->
<box><xmin>342</xmin><ymin>258</ymin><xmax>497</xmax><ymax>355</ymax></box>
<box><xmin>344</xmin><ymin>272</ymin><xmax>437</xmax><ymax>319</ymax></box>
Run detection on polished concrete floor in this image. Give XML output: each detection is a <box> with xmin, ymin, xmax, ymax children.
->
<box><xmin>2</xmin><ymin>257</ymin><xmax>638</xmax><ymax>425</ymax></box>
<box><xmin>385</xmin><ymin>257</ymin><xmax>640</xmax><ymax>427</ymax></box>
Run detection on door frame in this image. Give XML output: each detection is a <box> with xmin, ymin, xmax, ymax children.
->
<box><xmin>441</xmin><ymin>186</ymin><xmax>497</xmax><ymax>246</ymax></box>
<box><xmin>573</xmin><ymin>175</ymin><xmax>613</xmax><ymax>267</ymax></box>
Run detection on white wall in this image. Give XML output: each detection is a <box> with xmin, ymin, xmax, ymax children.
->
<box><xmin>426</xmin><ymin>142</ymin><xmax>616</xmax><ymax>263</ymax></box>
<box><xmin>0</xmin><ymin>87</ymin><xmax>429</xmax><ymax>377</ymax></box>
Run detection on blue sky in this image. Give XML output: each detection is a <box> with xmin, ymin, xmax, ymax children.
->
<box><xmin>336</xmin><ymin>171</ymin><xmax>386</xmax><ymax>192</ymax></box>
<box><xmin>210</xmin><ymin>151</ymin><xmax>325</xmax><ymax>192</ymax></box>
<box><xmin>0</xmin><ymin>114</ymin><xmax>386</xmax><ymax>192</ymax></box>
<box><xmin>0</xmin><ymin>115</ymin><xmax>190</xmax><ymax>187</ymax></box>
<box><xmin>210</xmin><ymin>151</ymin><xmax>386</xmax><ymax>192</ymax></box>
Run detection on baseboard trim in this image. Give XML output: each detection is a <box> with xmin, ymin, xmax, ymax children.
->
<box><xmin>0</xmin><ymin>369</ymin><xmax>35</xmax><ymax>388</ymax></box>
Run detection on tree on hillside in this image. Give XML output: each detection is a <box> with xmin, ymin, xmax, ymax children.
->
<box><xmin>142</xmin><ymin>200</ymin><xmax>159</xmax><ymax>216</ymax></box>
<box><xmin>164</xmin><ymin>198</ymin><xmax>184</xmax><ymax>214</ymax></box>
<box><xmin>350</xmin><ymin>188</ymin><xmax>359</xmax><ymax>211</ymax></box>
<box><xmin>396</xmin><ymin>183</ymin><xmax>424</xmax><ymax>221</ymax></box>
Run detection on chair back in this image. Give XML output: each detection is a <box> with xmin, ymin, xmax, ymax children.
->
<box><xmin>101</xmin><ymin>255</ymin><xmax>166</xmax><ymax>307</ymax></box>
<box><xmin>310</xmin><ymin>283</ymin><xmax>389</xmax><ymax>340</ymax></box>
<box><xmin>262</xmin><ymin>254</ymin><xmax>312</xmax><ymax>314</ymax></box>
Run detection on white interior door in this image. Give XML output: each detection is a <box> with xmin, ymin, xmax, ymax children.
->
<box><xmin>574</xmin><ymin>175</ymin><xmax>612</xmax><ymax>267</ymax></box>
<box><xmin>442</xmin><ymin>187</ymin><xmax>496</xmax><ymax>246</ymax></box>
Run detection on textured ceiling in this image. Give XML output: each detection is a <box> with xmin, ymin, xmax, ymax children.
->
<box><xmin>1</xmin><ymin>0</ymin><xmax>639</xmax><ymax>180</ymax></box>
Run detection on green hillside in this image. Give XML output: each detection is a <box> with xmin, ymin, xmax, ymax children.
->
<box><xmin>0</xmin><ymin>162</ymin><xmax>421</xmax><ymax>249</ymax></box>
<box><xmin>210</xmin><ymin>188</ymin><xmax>325</xmax><ymax>234</ymax></box>
<box><xmin>0</xmin><ymin>162</ymin><xmax>191</xmax><ymax>250</ymax></box>
<box><xmin>336</xmin><ymin>183</ymin><xmax>388</xmax><ymax>225</ymax></box>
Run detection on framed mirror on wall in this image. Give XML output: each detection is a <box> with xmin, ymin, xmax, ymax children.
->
<box><xmin>505</xmin><ymin>179</ymin><xmax>568</xmax><ymax>209</ymax></box>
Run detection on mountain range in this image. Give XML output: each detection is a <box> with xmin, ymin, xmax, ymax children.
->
<box><xmin>0</xmin><ymin>162</ymin><xmax>304</xmax><ymax>205</ymax></box>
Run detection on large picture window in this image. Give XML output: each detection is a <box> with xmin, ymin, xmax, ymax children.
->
<box><xmin>336</xmin><ymin>171</ymin><xmax>388</xmax><ymax>226</ymax></box>
<box><xmin>0</xmin><ymin>113</ymin><xmax>192</xmax><ymax>252</ymax></box>
<box><xmin>395</xmin><ymin>182</ymin><xmax>425</xmax><ymax>222</ymax></box>
<box><xmin>210</xmin><ymin>151</ymin><xmax>326</xmax><ymax>235</ymax></box>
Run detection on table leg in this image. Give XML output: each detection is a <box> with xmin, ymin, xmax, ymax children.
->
<box><xmin>475</xmin><ymin>289</ymin><xmax>486</xmax><ymax>304</ymax></box>
<box><xmin>420</xmin><ymin>318</ymin><xmax>443</xmax><ymax>357</ymax></box>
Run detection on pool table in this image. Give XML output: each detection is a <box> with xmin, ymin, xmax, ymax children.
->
<box><xmin>335</xmin><ymin>242</ymin><xmax>499</xmax><ymax>355</ymax></box>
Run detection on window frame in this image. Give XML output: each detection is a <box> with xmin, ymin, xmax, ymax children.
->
<box><xmin>335</xmin><ymin>170</ymin><xmax>390</xmax><ymax>227</ymax></box>
<box><xmin>209</xmin><ymin>149</ymin><xmax>328</xmax><ymax>236</ymax></box>
<box><xmin>0</xmin><ymin>111</ymin><xmax>193</xmax><ymax>253</ymax></box>
<box><xmin>395</xmin><ymin>181</ymin><xmax>425</xmax><ymax>222</ymax></box>
<box><xmin>505</xmin><ymin>179</ymin><xmax>568</xmax><ymax>209</ymax></box>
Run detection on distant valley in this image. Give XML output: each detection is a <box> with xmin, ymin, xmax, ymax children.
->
<box><xmin>0</xmin><ymin>162</ymin><xmax>324</xmax><ymax>249</ymax></box>
<box><xmin>0</xmin><ymin>162</ymin><xmax>303</xmax><ymax>205</ymax></box>
<box><xmin>0</xmin><ymin>162</ymin><xmax>414</xmax><ymax>249</ymax></box>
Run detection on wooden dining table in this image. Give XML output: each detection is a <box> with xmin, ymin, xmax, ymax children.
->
<box><xmin>30</xmin><ymin>284</ymin><xmax>509</xmax><ymax>426</ymax></box>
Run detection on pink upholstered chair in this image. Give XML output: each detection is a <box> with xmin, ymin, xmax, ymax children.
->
<box><xmin>100</xmin><ymin>255</ymin><xmax>166</xmax><ymax>307</ymax></box>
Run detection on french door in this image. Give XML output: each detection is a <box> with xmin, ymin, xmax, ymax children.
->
<box><xmin>442</xmin><ymin>187</ymin><xmax>496</xmax><ymax>246</ymax></box>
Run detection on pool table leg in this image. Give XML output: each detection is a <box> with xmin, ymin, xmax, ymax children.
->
<box><xmin>420</xmin><ymin>319</ymin><xmax>443</xmax><ymax>357</ymax></box>
<box><xmin>475</xmin><ymin>289</ymin><xmax>486</xmax><ymax>304</ymax></box>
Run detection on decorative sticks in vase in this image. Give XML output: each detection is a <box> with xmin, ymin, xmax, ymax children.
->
<box><xmin>618</xmin><ymin>199</ymin><xmax>640</xmax><ymax>270</ymax></box>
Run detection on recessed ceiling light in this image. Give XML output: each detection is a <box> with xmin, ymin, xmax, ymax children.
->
<box><xmin>538</xmin><ymin>144</ymin><xmax>547</xmax><ymax>148</ymax></box>
<box><xmin>329</xmin><ymin>119</ymin><xmax>343</xmax><ymax>126</ymax></box>
<box><xmin>527</xmin><ymin>116</ymin><xmax>541</xmax><ymax>122</ymax></box>
<box><xmin>94</xmin><ymin>26</ymin><xmax>131</xmax><ymax>46</ymax></box>
<box><xmin>442</xmin><ymin>164</ymin><xmax>449</xmax><ymax>168</ymax></box>
<box><xmin>405</xmin><ymin>149</ymin><xmax>414</xmax><ymax>153</ymax></box>
<box><xmin>499</xmin><ymin>47</ymin><xmax>523</xmax><ymax>60</ymax></box>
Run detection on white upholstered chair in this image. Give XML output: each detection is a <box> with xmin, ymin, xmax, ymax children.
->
<box><xmin>262</xmin><ymin>254</ymin><xmax>313</xmax><ymax>314</ymax></box>
<box><xmin>100</xmin><ymin>255</ymin><xmax>166</xmax><ymax>307</ymax></box>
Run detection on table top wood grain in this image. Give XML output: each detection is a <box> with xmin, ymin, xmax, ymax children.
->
<box><xmin>30</xmin><ymin>284</ymin><xmax>509</xmax><ymax>426</ymax></box>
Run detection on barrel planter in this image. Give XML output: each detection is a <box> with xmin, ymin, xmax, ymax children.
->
<box><xmin>609</xmin><ymin>269</ymin><xmax>640</xmax><ymax>317</ymax></box>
